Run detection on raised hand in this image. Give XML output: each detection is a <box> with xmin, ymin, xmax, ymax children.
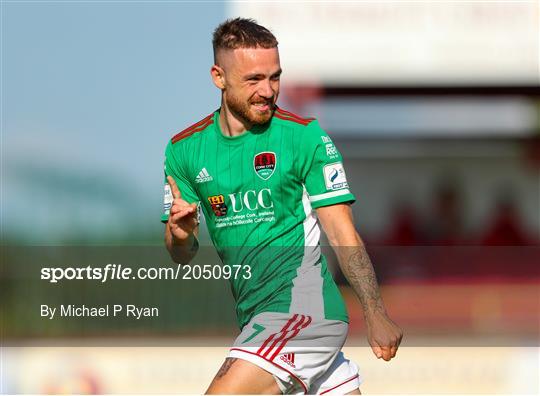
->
<box><xmin>167</xmin><ymin>175</ymin><xmax>198</xmax><ymax>241</ymax></box>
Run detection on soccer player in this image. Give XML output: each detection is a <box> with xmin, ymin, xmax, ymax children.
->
<box><xmin>162</xmin><ymin>18</ymin><xmax>402</xmax><ymax>395</ymax></box>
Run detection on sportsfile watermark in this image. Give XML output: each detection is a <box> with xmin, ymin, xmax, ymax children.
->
<box><xmin>41</xmin><ymin>263</ymin><xmax>252</xmax><ymax>283</ymax></box>
<box><xmin>1</xmin><ymin>245</ymin><xmax>539</xmax><ymax>346</ymax></box>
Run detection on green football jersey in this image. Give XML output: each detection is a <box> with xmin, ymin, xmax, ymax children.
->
<box><xmin>162</xmin><ymin>107</ymin><xmax>356</xmax><ymax>329</ymax></box>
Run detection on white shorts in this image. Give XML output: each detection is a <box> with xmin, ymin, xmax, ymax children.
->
<box><xmin>227</xmin><ymin>312</ymin><xmax>362</xmax><ymax>395</ymax></box>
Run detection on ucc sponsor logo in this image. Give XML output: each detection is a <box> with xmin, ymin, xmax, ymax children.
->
<box><xmin>208</xmin><ymin>189</ymin><xmax>274</xmax><ymax>216</ymax></box>
<box><xmin>229</xmin><ymin>188</ymin><xmax>273</xmax><ymax>213</ymax></box>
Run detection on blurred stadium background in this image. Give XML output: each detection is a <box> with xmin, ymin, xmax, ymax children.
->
<box><xmin>1</xmin><ymin>1</ymin><xmax>539</xmax><ymax>394</ymax></box>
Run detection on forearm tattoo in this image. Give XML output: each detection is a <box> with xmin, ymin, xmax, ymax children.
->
<box><xmin>341</xmin><ymin>245</ymin><xmax>385</xmax><ymax>315</ymax></box>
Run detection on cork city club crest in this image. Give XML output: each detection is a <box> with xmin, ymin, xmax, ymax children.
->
<box><xmin>254</xmin><ymin>152</ymin><xmax>276</xmax><ymax>180</ymax></box>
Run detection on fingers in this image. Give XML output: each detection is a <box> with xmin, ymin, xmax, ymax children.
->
<box><xmin>169</xmin><ymin>200</ymin><xmax>198</xmax><ymax>225</ymax></box>
<box><xmin>170</xmin><ymin>199</ymin><xmax>196</xmax><ymax>214</ymax></box>
<box><xmin>170</xmin><ymin>206</ymin><xmax>196</xmax><ymax>223</ymax></box>
<box><xmin>166</xmin><ymin>176</ymin><xmax>182</xmax><ymax>199</ymax></box>
<box><xmin>370</xmin><ymin>335</ymin><xmax>402</xmax><ymax>361</ymax></box>
<box><xmin>170</xmin><ymin>198</ymin><xmax>190</xmax><ymax>213</ymax></box>
<box><xmin>390</xmin><ymin>328</ymin><xmax>403</xmax><ymax>359</ymax></box>
<box><xmin>381</xmin><ymin>346</ymin><xmax>393</xmax><ymax>361</ymax></box>
<box><xmin>371</xmin><ymin>344</ymin><xmax>392</xmax><ymax>361</ymax></box>
<box><xmin>371</xmin><ymin>344</ymin><xmax>383</xmax><ymax>359</ymax></box>
<box><xmin>371</xmin><ymin>345</ymin><xmax>394</xmax><ymax>361</ymax></box>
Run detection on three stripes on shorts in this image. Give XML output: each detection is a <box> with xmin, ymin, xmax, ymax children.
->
<box><xmin>257</xmin><ymin>314</ymin><xmax>312</xmax><ymax>361</ymax></box>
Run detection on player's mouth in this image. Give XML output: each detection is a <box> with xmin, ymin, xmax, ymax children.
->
<box><xmin>251</xmin><ymin>102</ymin><xmax>271</xmax><ymax>112</ymax></box>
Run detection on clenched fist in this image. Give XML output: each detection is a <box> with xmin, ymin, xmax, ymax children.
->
<box><xmin>366</xmin><ymin>310</ymin><xmax>403</xmax><ymax>361</ymax></box>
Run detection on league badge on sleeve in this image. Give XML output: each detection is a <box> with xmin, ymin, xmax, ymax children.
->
<box><xmin>254</xmin><ymin>152</ymin><xmax>276</xmax><ymax>180</ymax></box>
<box><xmin>163</xmin><ymin>183</ymin><xmax>173</xmax><ymax>215</ymax></box>
<box><xmin>323</xmin><ymin>162</ymin><xmax>349</xmax><ymax>190</ymax></box>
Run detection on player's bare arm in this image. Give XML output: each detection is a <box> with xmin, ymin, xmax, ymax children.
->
<box><xmin>317</xmin><ymin>203</ymin><xmax>403</xmax><ymax>361</ymax></box>
<box><xmin>164</xmin><ymin>175</ymin><xmax>200</xmax><ymax>264</ymax></box>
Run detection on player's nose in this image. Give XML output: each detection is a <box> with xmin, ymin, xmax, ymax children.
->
<box><xmin>258</xmin><ymin>79</ymin><xmax>274</xmax><ymax>99</ymax></box>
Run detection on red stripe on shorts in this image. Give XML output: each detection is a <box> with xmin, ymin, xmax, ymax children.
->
<box><xmin>260</xmin><ymin>314</ymin><xmax>304</xmax><ymax>359</ymax></box>
<box><xmin>229</xmin><ymin>348</ymin><xmax>308</xmax><ymax>394</ymax></box>
<box><xmin>269</xmin><ymin>315</ymin><xmax>312</xmax><ymax>361</ymax></box>
<box><xmin>257</xmin><ymin>314</ymin><xmax>298</xmax><ymax>356</ymax></box>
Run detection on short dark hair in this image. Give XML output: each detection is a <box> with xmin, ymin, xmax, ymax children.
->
<box><xmin>212</xmin><ymin>18</ymin><xmax>278</xmax><ymax>63</ymax></box>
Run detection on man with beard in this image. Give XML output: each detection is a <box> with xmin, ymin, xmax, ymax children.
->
<box><xmin>162</xmin><ymin>18</ymin><xmax>402</xmax><ymax>394</ymax></box>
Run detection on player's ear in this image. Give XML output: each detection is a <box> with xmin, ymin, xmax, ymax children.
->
<box><xmin>211</xmin><ymin>65</ymin><xmax>226</xmax><ymax>90</ymax></box>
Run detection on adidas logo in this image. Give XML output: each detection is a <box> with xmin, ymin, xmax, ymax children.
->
<box><xmin>195</xmin><ymin>168</ymin><xmax>213</xmax><ymax>183</ymax></box>
<box><xmin>280</xmin><ymin>353</ymin><xmax>295</xmax><ymax>368</ymax></box>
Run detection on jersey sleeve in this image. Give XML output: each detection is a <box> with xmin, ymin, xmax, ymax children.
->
<box><xmin>298</xmin><ymin>120</ymin><xmax>356</xmax><ymax>209</ymax></box>
<box><xmin>161</xmin><ymin>140</ymin><xmax>200</xmax><ymax>223</ymax></box>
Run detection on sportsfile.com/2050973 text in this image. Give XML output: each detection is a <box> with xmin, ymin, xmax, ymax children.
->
<box><xmin>40</xmin><ymin>264</ymin><xmax>252</xmax><ymax>283</ymax></box>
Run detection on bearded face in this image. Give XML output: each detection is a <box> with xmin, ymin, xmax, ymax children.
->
<box><xmin>216</xmin><ymin>47</ymin><xmax>281</xmax><ymax>127</ymax></box>
<box><xmin>225</xmin><ymin>90</ymin><xmax>275</xmax><ymax>125</ymax></box>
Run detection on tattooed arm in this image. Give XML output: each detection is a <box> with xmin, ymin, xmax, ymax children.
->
<box><xmin>316</xmin><ymin>203</ymin><xmax>403</xmax><ymax>361</ymax></box>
